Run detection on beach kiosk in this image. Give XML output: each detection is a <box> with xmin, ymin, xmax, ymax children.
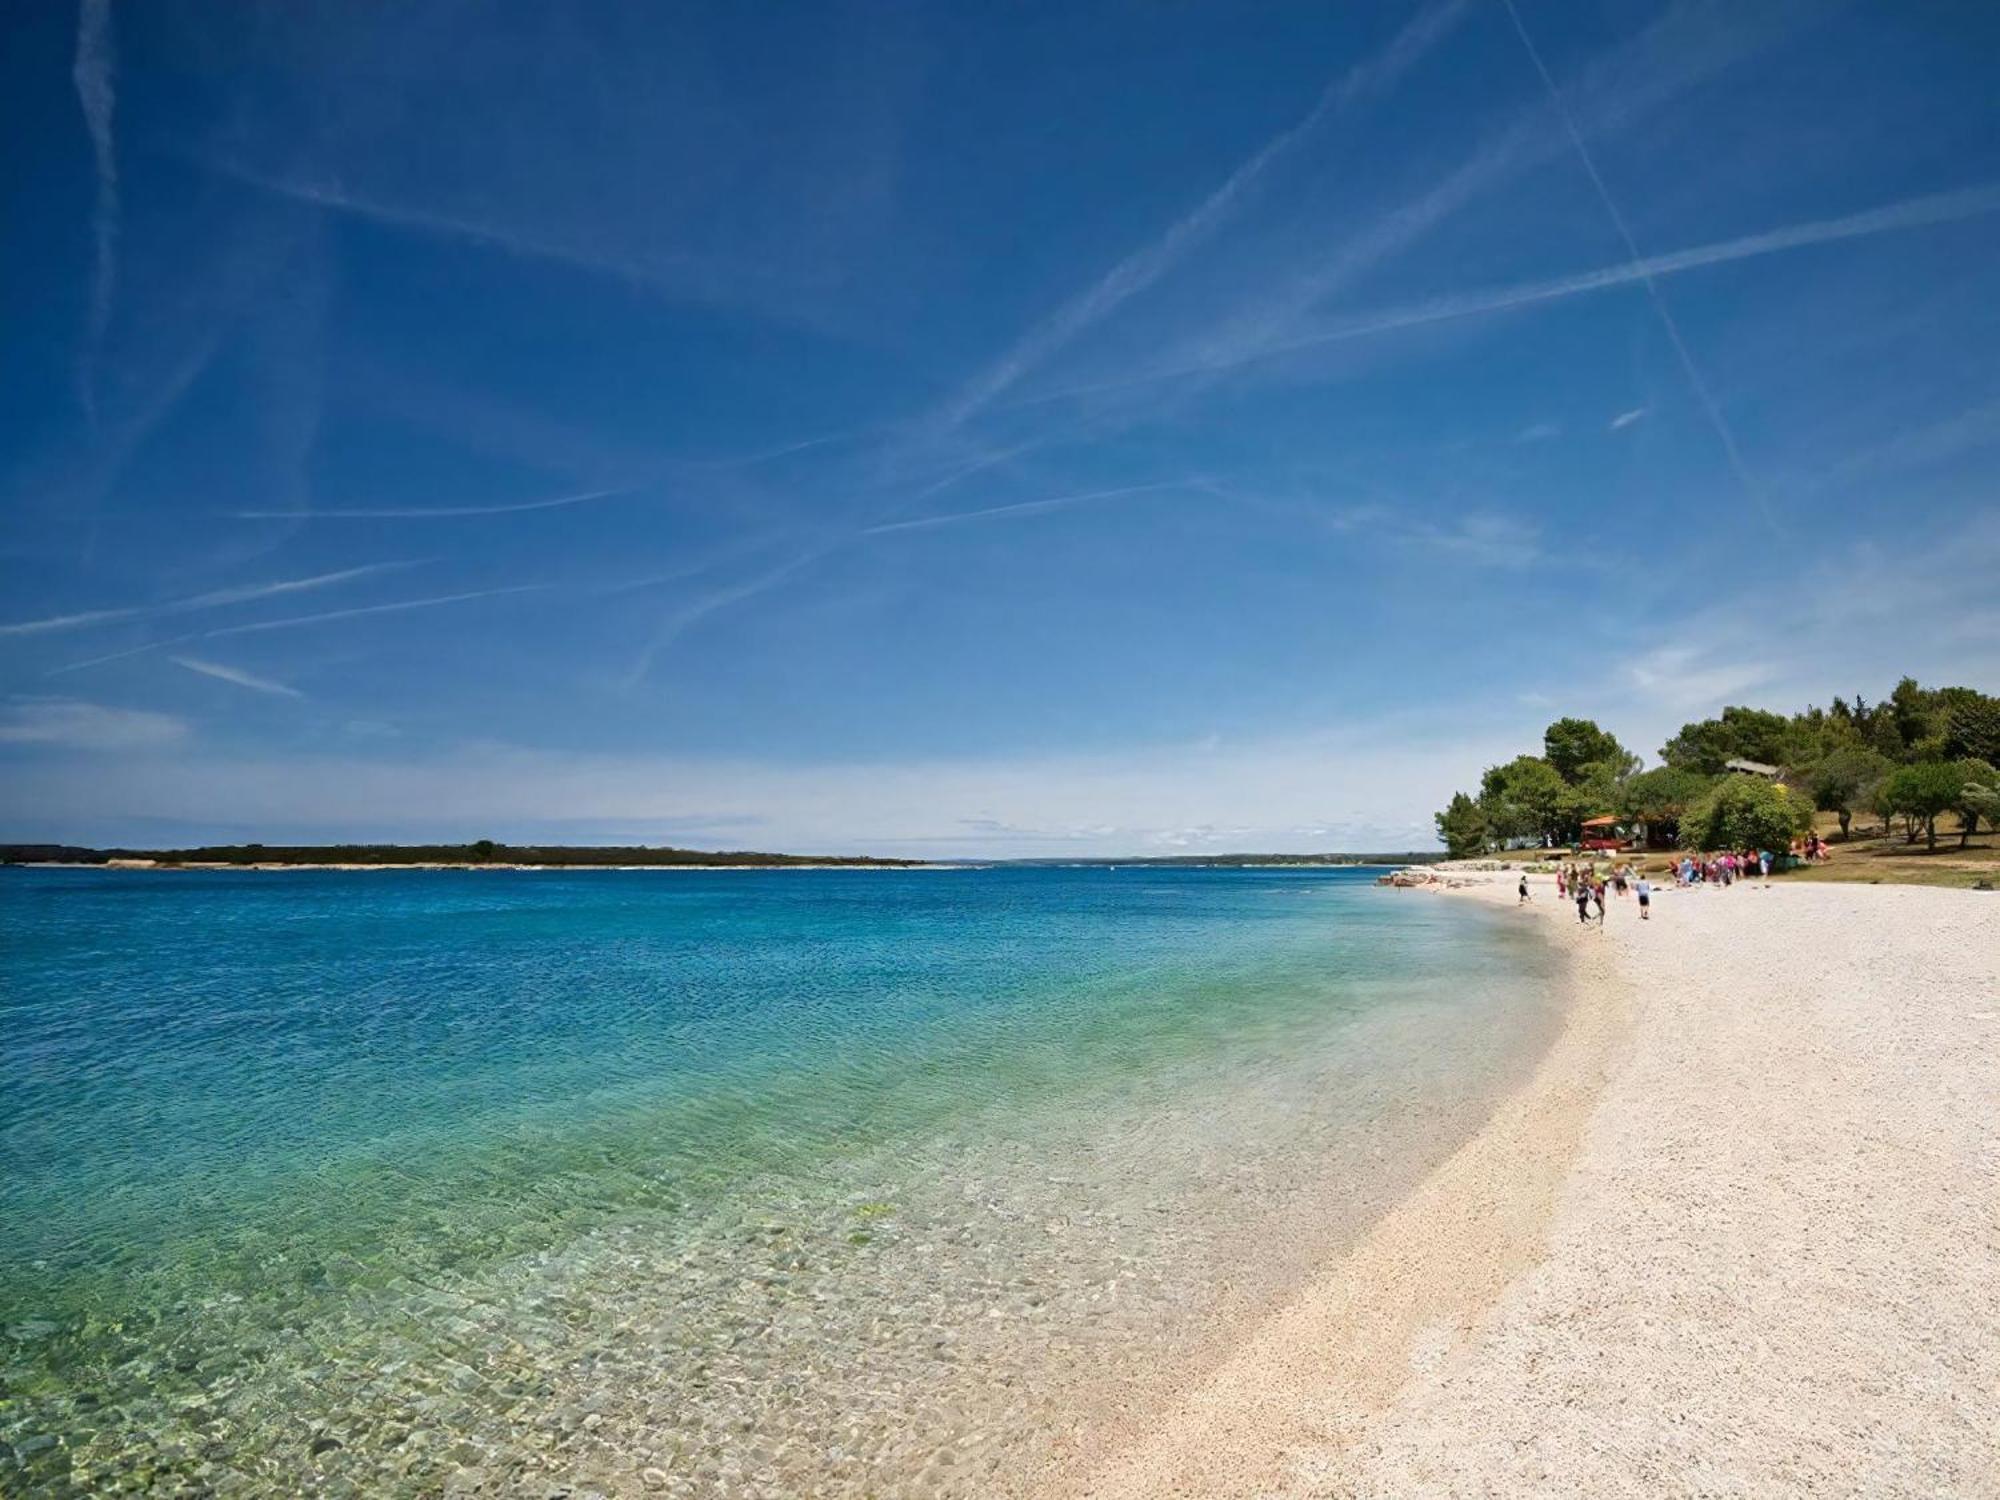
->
<box><xmin>1579</xmin><ymin>815</ymin><xmax>1624</xmax><ymax>852</ymax></box>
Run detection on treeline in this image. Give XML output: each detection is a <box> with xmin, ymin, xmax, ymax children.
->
<box><xmin>1436</xmin><ymin>678</ymin><xmax>2000</xmax><ymax>856</ymax></box>
<box><xmin>0</xmin><ymin>842</ymin><xmax>922</xmax><ymax>868</ymax></box>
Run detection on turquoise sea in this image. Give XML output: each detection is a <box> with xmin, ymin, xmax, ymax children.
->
<box><xmin>0</xmin><ymin>865</ymin><xmax>1560</xmax><ymax>1497</ymax></box>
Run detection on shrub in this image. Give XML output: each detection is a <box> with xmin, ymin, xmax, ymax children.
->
<box><xmin>1679</xmin><ymin>776</ymin><xmax>1813</xmax><ymax>853</ymax></box>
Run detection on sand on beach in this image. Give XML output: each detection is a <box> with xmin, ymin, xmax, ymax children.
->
<box><xmin>1065</xmin><ymin>874</ymin><xmax>2000</xmax><ymax>1498</ymax></box>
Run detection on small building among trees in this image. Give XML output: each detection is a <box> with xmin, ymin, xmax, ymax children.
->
<box><xmin>1724</xmin><ymin>757</ymin><xmax>1781</xmax><ymax>780</ymax></box>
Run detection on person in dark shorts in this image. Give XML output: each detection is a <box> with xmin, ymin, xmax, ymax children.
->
<box><xmin>1576</xmin><ymin>884</ymin><xmax>1593</xmax><ymax>924</ymax></box>
<box><xmin>1635</xmin><ymin>875</ymin><xmax>1652</xmax><ymax>920</ymax></box>
<box><xmin>1519</xmin><ymin>874</ymin><xmax>1531</xmax><ymax>904</ymax></box>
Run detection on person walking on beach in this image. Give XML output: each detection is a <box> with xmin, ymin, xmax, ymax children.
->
<box><xmin>1575</xmin><ymin>880</ymin><xmax>1593</xmax><ymax>925</ymax></box>
<box><xmin>1591</xmin><ymin>878</ymin><xmax>1607</xmax><ymax>924</ymax></box>
<box><xmin>1519</xmin><ymin>873</ymin><xmax>1531</xmax><ymax>904</ymax></box>
<box><xmin>1635</xmin><ymin>874</ymin><xmax>1651</xmax><ymax>920</ymax></box>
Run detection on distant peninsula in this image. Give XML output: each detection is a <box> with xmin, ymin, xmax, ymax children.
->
<box><xmin>1</xmin><ymin>843</ymin><xmax>1451</xmax><ymax>872</ymax></box>
<box><xmin>0</xmin><ymin>841</ymin><xmax>925</xmax><ymax>870</ymax></box>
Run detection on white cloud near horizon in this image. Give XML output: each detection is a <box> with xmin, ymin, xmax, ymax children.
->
<box><xmin>9</xmin><ymin>506</ymin><xmax>1996</xmax><ymax>851</ymax></box>
<box><xmin>0</xmin><ymin>698</ymin><xmax>187</xmax><ymax>751</ymax></box>
<box><xmin>0</xmin><ymin>720</ymin><xmax>1524</xmax><ymax>857</ymax></box>
<box><xmin>169</xmin><ymin>656</ymin><xmax>304</xmax><ymax>698</ymax></box>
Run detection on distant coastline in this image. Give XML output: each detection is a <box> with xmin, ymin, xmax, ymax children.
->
<box><xmin>0</xmin><ymin>842</ymin><xmax>924</xmax><ymax>871</ymax></box>
<box><xmin>2</xmin><ymin>843</ymin><xmax>1448</xmax><ymax>872</ymax></box>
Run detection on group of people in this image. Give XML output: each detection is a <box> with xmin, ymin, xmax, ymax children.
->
<box><xmin>1518</xmin><ymin>831</ymin><xmax>1836</xmax><ymax>928</ymax></box>
<box><xmin>1671</xmin><ymin>849</ymin><xmax>1773</xmax><ymax>887</ymax></box>
<box><xmin>1523</xmin><ymin>861</ymin><xmax>1653</xmax><ymax>924</ymax></box>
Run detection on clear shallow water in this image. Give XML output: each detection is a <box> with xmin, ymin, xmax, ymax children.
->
<box><xmin>1</xmin><ymin>866</ymin><xmax>1560</xmax><ymax>1497</ymax></box>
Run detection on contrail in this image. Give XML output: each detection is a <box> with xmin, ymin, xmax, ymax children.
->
<box><xmin>1017</xmin><ymin>181</ymin><xmax>2000</xmax><ymax>401</ymax></box>
<box><xmin>0</xmin><ymin>562</ymin><xmax>414</xmax><ymax>636</ymax></box>
<box><xmin>46</xmin><ymin>580</ymin><xmax>545</xmax><ymax>675</ymax></box>
<box><xmin>1499</xmin><ymin>0</ymin><xmax>1778</xmax><ymax>535</ymax></box>
<box><xmin>232</xmin><ymin>485</ymin><xmax>639</xmax><ymax>520</ymax></box>
<box><xmin>1121</xmin><ymin>0</ymin><xmax>1813</xmax><ymax>416</ymax></box>
<box><xmin>204</xmin><ymin>584</ymin><xmax>551</xmax><ymax>637</ymax></box>
<box><xmin>626</xmin><ymin>556</ymin><xmax>817</xmax><ymax>686</ymax></box>
<box><xmin>860</xmin><ymin>481</ymin><xmax>1183</xmax><ymax>535</ymax></box>
<box><xmin>169</xmin><ymin>655</ymin><xmax>304</xmax><ymax>699</ymax></box>
<box><xmin>939</xmin><ymin>0</ymin><xmax>1471</xmax><ymax>427</ymax></box>
<box><xmin>72</xmin><ymin>0</ymin><xmax>117</xmax><ymax>423</ymax></box>
<box><xmin>1285</xmin><ymin>185</ymin><xmax>2000</xmax><ymax>360</ymax></box>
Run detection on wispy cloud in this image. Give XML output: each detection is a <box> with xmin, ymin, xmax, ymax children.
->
<box><xmin>861</xmin><ymin>481</ymin><xmax>1187</xmax><ymax>535</ymax></box>
<box><xmin>0</xmin><ymin>562</ymin><xmax>414</xmax><ymax>637</ymax></box>
<box><xmin>1499</xmin><ymin>0</ymin><xmax>1777</xmax><ymax>537</ymax></box>
<box><xmin>939</xmin><ymin>0</ymin><xmax>1471</xmax><ymax>427</ymax></box>
<box><xmin>0</xmin><ymin>698</ymin><xmax>186</xmax><ymax>750</ymax></box>
<box><xmin>169</xmin><ymin>656</ymin><xmax>304</xmax><ymax>699</ymax></box>
<box><xmin>1609</xmin><ymin>407</ymin><xmax>1647</xmax><ymax>430</ymax></box>
<box><xmin>231</xmin><ymin>485</ymin><xmax>640</xmax><ymax>520</ymax></box>
<box><xmin>1516</xmin><ymin>421</ymin><xmax>1561</xmax><ymax>443</ymax></box>
<box><xmin>1818</xmin><ymin>392</ymin><xmax>2000</xmax><ymax>485</ymax></box>
<box><xmin>1621</xmin><ymin>645</ymin><xmax>1773</xmax><ymax>710</ymax></box>
<box><xmin>1320</xmin><ymin>503</ymin><xmax>1543</xmax><ymax>568</ymax></box>
<box><xmin>72</xmin><ymin>0</ymin><xmax>117</xmax><ymax>422</ymax></box>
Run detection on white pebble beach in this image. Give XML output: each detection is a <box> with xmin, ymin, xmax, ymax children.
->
<box><xmin>1065</xmin><ymin>873</ymin><xmax>2000</xmax><ymax>1498</ymax></box>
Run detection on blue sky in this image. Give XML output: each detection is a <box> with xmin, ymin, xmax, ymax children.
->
<box><xmin>3</xmin><ymin>0</ymin><xmax>1998</xmax><ymax>855</ymax></box>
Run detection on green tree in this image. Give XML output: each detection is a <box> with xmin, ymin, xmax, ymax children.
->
<box><xmin>1804</xmin><ymin>747</ymin><xmax>1893</xmax><ymax>841</ymax></box>
<box><xmin>1478</xmin><ymin>755</ymin><xmax>1573</xmax><ymax>846</ymax></box>
<box><xmin>1618</xmin><ymin>766</ymin><xmax>1712</xmax><ymax>845</ymax></box>
<box><xmin>1951</xmin><ymin>759</ymin><xmax>1998</xmax><ymax>846</ymax></box>
<box><xmin>1542</xmin><ymin>718</ymin><xmax>1636</xmax><ymax>783</ymax></box>
<box><xmin>1888</xmin><ymin>675</ymin><xmax>1932</xmax><ymax>752</ymax></box>
<box><xmin>1679</xmin><ymin>777</ymin><xmax>1813</xmax><ymax>853</ymax></box>
<box><xmin>1943</xmin><ymin>695</ymin><xmax>2000</xmax><ymax>763</ymax></box>
<box><xmin>1877</xmin><ymin>762</ymin><xmax>1967</xmax><ymax>851</ymax></box>
<box><xmin>1659</xmin><ymin>706</ymin><xmax>1799</xmax><ymax>775</ymax></box>
<box><xmin>1960</xmin><ymin>778</ymin><xmax>2000</xmax><ymax>847</ymax></box>
<box><xmin>471</xmin><ymin>838</ymin><xmax>498</xmax><ymax>862</ymax></box>
<box><xmin>1434</xmin><ymin>792</ymin><xmax>1488</xmax><ymax>857</ymax></box>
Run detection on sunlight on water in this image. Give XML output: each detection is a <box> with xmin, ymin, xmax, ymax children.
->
<box><xmin>0</xmin><ymin>867</ymin><xmax>1559</xmax><ymax>1496</ymax></box>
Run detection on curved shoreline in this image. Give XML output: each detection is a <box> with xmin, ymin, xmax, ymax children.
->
<box><xmin>1058</xmin><ymin>877</ymin><xmax>1633</xmax><ymax>1497</ymax></box>
<box><xmin>1065</xmin><ymin>872</ymin><xmax>2000</xmax><ymax>1497</ymax></box>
